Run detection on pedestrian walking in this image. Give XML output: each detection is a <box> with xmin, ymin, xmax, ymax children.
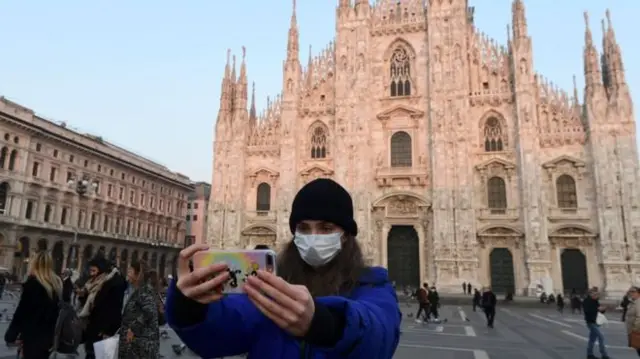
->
<box><xmin>624</xmin><ymin>286</ymin><xmax>640</xmax><ymax>356</ymax></box>
<box><xmin>481</xmin><ymin>287</ymin><xmax>497</xmax><ymax>328</ymax></box>
<box><xmin>583</xmin><ymin>287</ymin><xmax>610</xmax><ymax>359</ymax></box>
<box><xmin>415</xmin><ymin>283</ymin><xmax>429</xmax><ymax>323</ymax></box>
<box><xmin>472</xmin><ymin>289</ymin><xmax>481</xmax><ymax>312</ymax></box>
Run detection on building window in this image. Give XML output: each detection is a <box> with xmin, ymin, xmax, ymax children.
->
<box><xmin>69</xmin><ymin>154</ymin><xmax>74</xmax><ymax>162</ymax></box>
<box><xmin>389</xmin><ymin>46</ymin><xmax>412</xmax><ymax>97</ymax></box>
<box><xmin>61</xmin><ymin>207</ymin><xmax>68</xmax><ymax>225</ymax></box>
<box><xmin>49</xmin><ymin>167</ymin><xmax>58</xmax><ymax>182</ymax></box>
<box><xmin>8</xmin><ymin>150</ymin><xmax>17</xmax><ymax>171</ymax></box>
<box><xmin>119</xmin><ymin>187</ymin><xmax>124</xmax><ymax>200</ymax></box>
<box><xmin>102</xmin><ymin>215</ymin><xmax>109</xmax><ymax>232</ymax></box>
<box><xmin>193</xmin><ymin>215</ymin><xmax>198</xmax><ymax>221</ymax></box>
<box><xmin>256</xmin><ymin>183</ymin><xmax>271</xmax><ymax>212</ymax></box>
<box><xmin>556</xmin><ymin>174</ymin><xmax>578</xmax><ymax>209</ymax></box>
<box><xmin>115</xmin><ymin>218</ymin><xmax>121</xmax><ymax>233</ymax></box>
<box><xmin>44</xmin><ymin>204</ymin><xmax>52</xmax><ymax>222</ymax></box>
<box><xmin>390</xmin><ymin>131</ymin><xmax>412</xmax><ymax>167</ymax></box>
<box><xmin>90</xmin><ymin>212</ymin><xmax>97</xmax><ymax>230</ymax></box>
<box><xmin>31</xmin><ymin>162</ymin><xmax>40</xmax><ymax>177</ymax></box>
<box><xmin>107</xmin><ymin>184</ymin><xmax>113</xmax><ymax>197</ymax></box>
<box><xmin>25</xmin><ymin>201</ymin><xmax>34</xmax><ymax>219</ymax></box>
<box><xmin>487</xmin><ymin>177</ymin><xmax>507</xmax><ymax>212</ymax></box>
<box><xmin>53</xmin><ymin>149</ymin><xmax>58</xmax><ymax>158</ymax></box>
<box><xmin>194</xmin><ymin>203</ymin><xmax>199</xmax><ymax>209</ymax></box>
<box><xmin>35</xmin><ymin>143</ymin><xmax>42</xmax><ymax>152</ymax></box>
<box><xmin>0</xmin><ymin>147</ymin><xmax>7</xmax><ymax>168</ymax></box>
<box><xmin>186</xmin><ymin>215</ymin><xmax>191</xmax><ymax>221</ymax></box>
<box><xmin>126</xmin><ymin>220</ymin><xmax>132</xmax><ymax>235</ymax></box>
<box><xmin>310</xmin><ymin>124</ymin><xmax>329</xmax><ymax>159</ymax></box>
<box><xmin>83</xmin><ymin>159</ymin><xmax>89</xmax><ymax>167</ymax></box>
<box><xmin>130</xmin><ymin>190</ymin><xmax>135</xmax><ymax>204</ymax></box>
<box><xmin>483</xmin><ymin>117</ymin><xmax>504</xmax><ymax>152</ymax></box>
<box><xmin>137</xmin><ymin>222</ymin><xmax>142</xmax><ymax>237</ymax></box>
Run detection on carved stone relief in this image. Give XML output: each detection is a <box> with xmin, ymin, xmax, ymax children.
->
<box><xmin>386</xmin><ymin>198</ymin><xmax>418</xmax><ymax>217</ymax></box>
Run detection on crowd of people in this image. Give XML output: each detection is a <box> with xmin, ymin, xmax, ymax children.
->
<box><xmin>8</xmin><ymin>178</ymin><xmax>640</xmax><ymax>359</ymax></box>
<box><xmin>4</xmin><ymin>251</ymin><xmax>166</xmax><ymax>359</ymax></box>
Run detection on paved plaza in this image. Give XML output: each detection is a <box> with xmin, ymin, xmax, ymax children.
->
<box><xmin>0</xmin><ymin>294</ymin><xmax>637</xmax><ymax>358</ymax></box>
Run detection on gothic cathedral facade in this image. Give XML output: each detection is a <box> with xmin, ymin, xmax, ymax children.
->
<box><xmin>208</xmin><ymin>0</ymin><xmax>639</xmax><ymax>297</ymax></box>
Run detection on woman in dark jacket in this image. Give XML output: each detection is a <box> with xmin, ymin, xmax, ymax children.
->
<box><xmin>77</xmin><ymin>255</ymin><xmax>127</xmax><ymax>359</ymax></box>
<box><xmin>5</xmin><ymin>251</ymin><xmax>64</xmax><ymax>359</ymax></box>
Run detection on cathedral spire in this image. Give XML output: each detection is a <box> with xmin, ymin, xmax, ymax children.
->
<box><xmin>511</xmin><ymin>0</ymin><xmax>528</xmax><ymax>41</ymax></box>
<box><xmin>582</xmin><ymin>12</ymin><xmax>604</xmax><ymax>97</ymax></box>
<box><xmin>306</xmin><ymin>45</ymin><xmax>313</xmax><ymax>89</ymax></box>
<box><xmin>235</xmin><ymin>46</ymin><xmax>248</xmax><ymax>111</ymax></box>
<box><xmin>286</xmin><ymin>0</ymin><xmax>299</xmax><ymax>63</ymax></box>
<box><xmin>601</xmin><ymin>9</ymin><xmax>627</xmax><ymax>91</ymax></box>
<box><xmin>219</xmin><ymin>49</ymin><xmax>232</xmax><ymax>116</ymax></box>
<box><xmin>249</xmin><ymin>81</ymin><xmax>257</xmax><ymax>122</ymax></box>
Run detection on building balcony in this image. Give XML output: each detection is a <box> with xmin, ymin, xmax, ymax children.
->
<box><xmin>245</xmin><ymin>210</ymin><xmax>277</xmax><ymax>222</ymax></box>
<box><xmin>0</xmin><ymin>213</ymin><xmax>181</xmax><ymax>249</ymax></box>
<box><xmin>547</xmin><ymin>207</ymin><xmax>591</xmax><ymax>222</ymax></box>
<box><xmin>476</xmin><ymin>207</ymin><xmax>519</xmax><ymax>221</ymax></box>
<box><xmin>375</xmin><ymin>166</ymin><xmax>428</xmax><ymax>187</ymax></box>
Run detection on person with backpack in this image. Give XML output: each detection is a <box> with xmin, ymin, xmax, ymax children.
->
<box><xmin>5</xmin><ymin>251</ymin><xmax>76</xmax><ymax>359</ymax></box>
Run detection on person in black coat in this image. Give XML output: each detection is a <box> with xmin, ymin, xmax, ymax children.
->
<box><xmin>5</xmin><ymin>251</ymin><xmax>68</xmax><ymax>359</ymax></box>
<box><xmin>77</xmin><ymin>255</ymin><xmax>127</xmax><ymax>359</ymax></box>
<box><xmin>481</xmin><ymin>287</ymin><xmax>497</xmax><ymax>328</ymax></box>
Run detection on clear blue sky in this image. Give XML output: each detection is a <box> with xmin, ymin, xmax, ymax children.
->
<box><xmin>0</xmin><ymin>1</ymin><xmax>637</xmax><ymax>182</ymax></box>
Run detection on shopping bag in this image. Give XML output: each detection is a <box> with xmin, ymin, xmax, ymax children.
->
<box><xmin>93</xmin><ymin>335</ymin><xmax>119</xmax><ymax>359</ymax></box>
<box><xmin>596</xmin><ymin>312</ymin><xmax>608</xmax><ymax>326</ymax></box>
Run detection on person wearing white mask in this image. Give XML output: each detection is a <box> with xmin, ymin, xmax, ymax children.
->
<box><xmin>165</xmin><ymin>178</ymin><xmax>402</xmax><ymax>359</ymax></box>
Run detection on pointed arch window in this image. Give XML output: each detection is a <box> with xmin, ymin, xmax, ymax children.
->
<box><xmin>483</xmin><ymin>117</ymin><xmax>504</xmax><ymax>152</ymax></box>
<box><xmin>310</xmin><ymin>124</ymin><xmax>329</xmax><ymax>159</ymax></box>
<box><xmin>556</xmin><ymin>175</ymin><xmax>577</xmax><ymax>209</ymax></box>
<box><xmin>487</xmin><ymin>177</ymin><xmax>507</xmax><ymax>212</ymax></box>
<box><xmin>390</xmin><ymin>131</ymin><xmax>412</xmax><ymax>167</ymax></box>
<box><xmin>389</xmin><ymin>46</ymin><xmax>412</xmax><ymax>97</ymax></box>
<box><xmin>0</xmin><ymin>147</ymin><xmax>7</xmax><ymax>169</ymax></box>
<box><xmin>256</xmin><ymin>183</ymin><xmax>271</xmax><ymax>213</ymax></box>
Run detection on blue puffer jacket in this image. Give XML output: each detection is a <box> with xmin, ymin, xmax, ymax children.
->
<box><xmin>166</xmin><ymin>266</ymin><xmax>402</xmax><ymax>358</ymax></box>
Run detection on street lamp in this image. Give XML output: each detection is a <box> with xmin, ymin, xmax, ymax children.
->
<box><xmin>66</xmin><ymin>175</ymin><xmax>99</xmax><ymax>271</ymax></box>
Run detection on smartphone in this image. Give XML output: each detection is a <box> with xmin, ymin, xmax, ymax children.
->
<box><xmin>192</xmin><ymin>249</ymin><xmax>277</xmax><ymax>294</ymax></box>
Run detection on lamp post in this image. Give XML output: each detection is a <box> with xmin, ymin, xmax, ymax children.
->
<box><xmin>66</xmin><ymin>175</ymin><xmax>99</xmax><ymax>271</ymax></box>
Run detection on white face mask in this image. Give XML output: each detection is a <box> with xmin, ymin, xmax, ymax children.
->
<box><xmin>294</xmin><ymin>232</ymin><xmax>343</xmax><ymax>267</ymax></box>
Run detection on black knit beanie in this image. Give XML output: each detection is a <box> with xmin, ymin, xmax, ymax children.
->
<box><xmin>289</xmin><ymin>178</ymin><xmax>358</xmax><ymax>236</ymax></box>
<box><xmin>87</xmin><ymin>255</ymin><xmax>109</xmax><ymax>274</ymax></box>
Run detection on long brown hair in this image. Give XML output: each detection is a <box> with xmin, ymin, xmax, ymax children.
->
<box><xmin>130</xmin><ymin>259</ymin><xmax>150</xmax><ymax>286</ymax></box>
<box><xmin>276</xmin><ymin>235</ymin><xmax>367</xmax><ymax>297</ymax></box>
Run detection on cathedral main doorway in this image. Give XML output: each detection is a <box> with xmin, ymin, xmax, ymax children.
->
<box><xmin>561</xmin><ymin>248</ymin><xmax>588</xmax><ymax>294</ymax></box>
<box><xmin>386</xmin><ymin>225</ymin><xmax>420</xmax><ymax>288</ymax></box>
<box><xmin>489</xmin><ymin>247</ymin><xmax>515</xmax><ymax>294</ymax></box>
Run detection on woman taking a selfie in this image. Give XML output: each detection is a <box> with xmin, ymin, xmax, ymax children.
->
<box><xmin>166</xmin><ymin>178</ymin><xmax>401</xmax><ymax>358</ymax></box>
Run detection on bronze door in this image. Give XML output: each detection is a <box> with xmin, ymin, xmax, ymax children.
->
<box><xmin>490</xmin><ymin>248</ymin><xmax>515</xmax><ymax>294</ymax></box>
<box><xmin>387</xmin><ymin>226</ymin><xmax>420</xmax><ymax>288</ymax></box>
<box><xmin>561</xmin><ymin>249</ymin><xmax>589</xmax><ymax>295</ymax></box>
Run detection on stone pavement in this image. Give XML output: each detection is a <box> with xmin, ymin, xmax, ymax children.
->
<box><xmin>398</xmin><ymin>302</ymin><xmax>638</xmax><ymax>358</ymax></box>
<box><xmin>0</xmin><ymin>293</ymin><xmax>636</xmax><ymax>358</ymax></box>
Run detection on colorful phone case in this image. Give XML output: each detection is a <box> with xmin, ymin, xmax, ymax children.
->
<box><xmin>192</xmin><ymin>250</ymin><xmax>276</xmax><ymax>294</ymax></box>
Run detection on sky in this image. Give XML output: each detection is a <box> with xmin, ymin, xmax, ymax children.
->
<box><xmin>0</xmin><ymin>1</ymin><xmax>637</xmax><ymax>183</ymax></box>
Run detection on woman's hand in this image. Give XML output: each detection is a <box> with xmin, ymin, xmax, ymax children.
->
<box><xmin>244</xmin><ymin>270</ymin><xmax>315</xmax><ymax>337</ymax></box>
<box><xmin>126</xmin><ymin>329</ymin><xmax>134</xmax><ymax>343</ymax></box>
<box><xmin>176</xmin><ymin>244</ymin><xmax>230</xmax><ymax>304</ymax></box>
